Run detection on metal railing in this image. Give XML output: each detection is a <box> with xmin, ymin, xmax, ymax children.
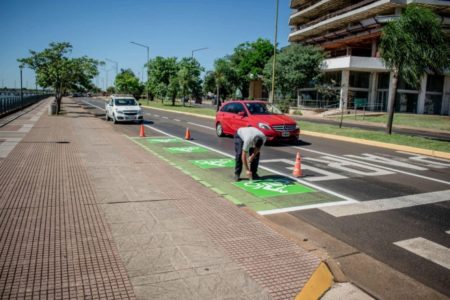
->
<box><xmin>0</xmin><ymin>94</ymin><xmax>51</xmax><ymax>117</ymax></box>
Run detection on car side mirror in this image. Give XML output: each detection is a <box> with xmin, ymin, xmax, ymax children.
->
<box><xmin>238</xmin><ymin>111</ymin><xmax>246</xmax><ymax>117</ymax></box>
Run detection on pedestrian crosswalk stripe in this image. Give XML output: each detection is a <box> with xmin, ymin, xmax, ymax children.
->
<box><xmin>320</xmin><ymin>190</ymin><xmax>450</xmax><ymax>217</ymax></box>
<box><xmin>394</xmin><ymin>237</ymin><xmax>450</xmax><ymax>270</ymax></box>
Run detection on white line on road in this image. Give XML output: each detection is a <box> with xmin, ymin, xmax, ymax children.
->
<box><xmin>446</xmin><ymin>230</ymin><xmax>450</xmax><ymax>235</ymax></box>
<box><xmin>187</xmin><ymin>122</ymin><xmax>215</xmax><ymax>131</ymax></box>
<box><xmin>174</xmin><ymin>119</ymin><xmax>181</xmax><ymax>122</ymax></box>
<box><xmin>296</xmin><ymin>147</ymin><xmax>450</xmax><ymax>186</ymax></box>
<box><xmin>320</xmin><ymin>190</ymin><xmax>450</xmax><ymax>217</ymax></box>
<box><xmin>394</xmin><ymin>237</ymin><xmax>450</xmax><ymax>270</ymax></box>
<box><xmin>82</xmin><ymin>100</ymin><xmax>104</xmax><ymax>110</ymax></box>
<box><xmin>162</xmin><ymin>116</ymin><xmax>169</xmax><ymax>119</ymax></box>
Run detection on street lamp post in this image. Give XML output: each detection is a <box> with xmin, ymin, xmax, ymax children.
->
<box><xmin>19</xmin><ymin>65</ymin><xmax>23</xmax><ymax>108</ymax></box>
<box><xmin>270</xmin><ymin>0</ymin><xmax>279</xmax><ymax>104</ymax></box>
<box><xmin>191</xmin><ymin>47</ymin><xmax>208</xmax><ymax>58</ymax></box>
<box><xmin>130</xmin><ymin>41</ymin><xmax>150</xmax><ymax>102</ymax></box>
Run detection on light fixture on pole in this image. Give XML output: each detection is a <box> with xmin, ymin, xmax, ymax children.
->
<box><xmin>270</xmin><ymin>0</ymin><xmax>279</xmax><ymax>104</ymax></box>
<box><xmin>130</xmin><ymin>41</ymin><xmax>150</xmax><ymax>101</ymax></box>
<box><xmin>191</xmin><ymin>47</ymin><xmax>208</xmax><ymax>58</ymax></box>
<box><xmin>105</xmin><ymin>58</ymin><xmax>119</xmax><ymax>76</ymax></box>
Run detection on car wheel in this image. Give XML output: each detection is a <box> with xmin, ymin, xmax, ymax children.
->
<box><xmin>216</xmin><ymin>123</ymin><xmax>224</xmax><ymax>137</ymax></box>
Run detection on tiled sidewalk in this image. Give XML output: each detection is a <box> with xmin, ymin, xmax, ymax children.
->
<box><xmin>0</xmin><ymin>99</ymin><xmax>322</xmax><ymax>299</ymax></box>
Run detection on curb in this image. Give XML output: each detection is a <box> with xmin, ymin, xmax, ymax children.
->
<box><xmin>295</xmin><ymin>262</ymin><xmax>334</xmax><ymax>300</ymax></box>
<box><xmin>302</xmin><ymin>130</ymin><xmax>450</xmax><ymax>160</ymax></box>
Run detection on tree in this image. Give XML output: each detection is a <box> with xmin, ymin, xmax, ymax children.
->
<box><xmin>230</xmin><ymin>38</ymin><xmax>274</xmax><ymax>98</ymax></box>
<box><xmin>106</xmin><ymin>86</ymin><xmax>116</xmax><ymax>94</ymax></box>
<box><xmin>263</xmin><ymin>44</ymin><xmax>325</xmax><ymax>102</ymax></box>
<box><xmin>176</xmin><ymin>57</ymin><xmax>204</xmax><ymax>106</ymax></box>
<box><xmin>380</xmin><ymin>5</ymin><xmax>450</xmax><ymax>134</ymax></box>
<box><xmin>211</xmin><ymin>58</ymin><xmax>239</xmax><ymax>110</ymax></box>
<box><xmin>18</xmin><ymin>42</ymin><xmax>102</xmax><ymax>113</ymax></box>
<box><xmin>114</xmin><ymin>69</ymin><xmax>144</xmax><ymax>99</ymax></box>
<box><xmin>146</xmin><ymin>57</ymin><xmax>178</xmax><ymax>103</ymax></box>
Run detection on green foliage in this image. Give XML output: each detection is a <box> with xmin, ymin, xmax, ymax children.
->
<box><xmin>114</xmin><ymin>69</ymin><xmax>144</xmax><ymax>99</ymax></box>
<box><xmin>18</xmin><ymin>42</ymin><xmax>102</xmax><ymax>112</ymax></box>
<box><xmin>177</xmin><ymin>57</ymin><xmax>204</xmax><ymax>105</ymax></box>
<box><xmin>106</xmin><ymin>86</ymin><xmax>116</xmax><ymax>94</ymax></box>
<box><xmin>146</xmin><ymin>56</ymin><xmax>179</xmax><ymax>101</ymax></box>
<box><xmin>230</xmin><ymin>38</ymin><xmax>274</xmax><ymax>97</ymax></box>
<box><xmin>263</xmin><ymin>44</ymin><xmax>325</xmax><ymax>99</ymax></box>
<box><xmin>380</xmin><ymin>5</ymin><xmax>450</xmax><ymax>88</ymax></box>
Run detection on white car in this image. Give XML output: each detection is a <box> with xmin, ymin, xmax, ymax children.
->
<box><xmin>105</xmin><ymin>96</ymin><xmax>143</xmax><ymax>124</ymax></box>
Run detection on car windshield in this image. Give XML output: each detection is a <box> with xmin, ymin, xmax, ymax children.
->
<box><xmin>115</xmin><ymin>99</ymin><xmax>137</xmax><ymax>106</ymax></box>
<box><xmin>245</xmin><ymin>102</ymin><xmax>282</xmax><ymax>115</ymax></box>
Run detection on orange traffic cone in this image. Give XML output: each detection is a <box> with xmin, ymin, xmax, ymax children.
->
<box><xmin>139</xmin><ymin>124</ymin><xmax>146</xmax><ymax>137</ymax></box>
<box><xmin>185</xmin><ymin>128</ymin><xmax>191</xmax><ymax>140</ymax></box>
<box><xmin>293</xmin><ymin>152</ymin><xmax>302</xmax><ymax>177</ymax></box>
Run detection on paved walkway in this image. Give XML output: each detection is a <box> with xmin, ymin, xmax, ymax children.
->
<box><xmin>0</xmin><ymin>98</ymin><xmax>323</xmax><ymax>299</ymax></box>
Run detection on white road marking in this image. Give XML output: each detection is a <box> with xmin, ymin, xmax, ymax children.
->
<box><xmin>187</xmin><ymin>122</ymin><xmax>215</xmax><ymax>131</ymax></box>
<box><xmin>154</xmin><ymin>114</ymin><xmax>160</xmax><ymax>117</ymax></box>
<box><xmin>297</xmin><ymin>147</ymin><xmax>450</xmax><ymax>185</ymax></box>
<box><xmin>397</xmin><ymin>151</ymin><xmax>450</xmax><ymax>168</ymax></box>
<box><xmin>162</xmin><ymin>116</ymin><xmax>169</xmax><ymax>119</ymax></box>
<box><xmin>320</xmin><ymin>190</ymin><xmax>450</xmax><ymax>217</ymax></box>
<box><xmin>345</xmin><ymin>153</ymin><xmax>428</xmax><ymax>171</ymax></box>
<box><xmin>304</xmin><ymin>156</ymin><xmax>394</xmax><ymax>177</ymax></box>
<box><xmin>446</xmin><ymin>230</ymin><xmax>450</xmax><ymax>235</ymax></box>
<box><xmin>82</xmin><ymin>100</ymin><xmax>104</xmax><ymax>110</ymax></box>
<box><xmin>394</xmin><ymin>237</ymin><xmax>450</xmax><ymax>270</ymax></box>
<box><xmin>144</xmin><ymin>124</ymin><xmax>358</xmax><ymax>210</ymax></box>
<box><xmin>261</xmin><ymin>158</ymin><xmax>347</xmax><ymax>182</ymax></box>
<box><xmin>174</xmin><ymin>119</ymin><xmax>181</xmax><ymax>122</ymax></box>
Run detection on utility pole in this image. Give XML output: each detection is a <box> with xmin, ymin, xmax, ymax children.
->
<box><xmin>270</xmin><ymin>0</ymin><xmax>279</xmax><ymax>104</ymax></box>
<box><xmin>19</xmin><ymin>65</ymin><xmax>23</xmax><ymax>108</ymax></box>
<box><xmin>191</xmin><ymin>47</ymin><xmax>208</xmax><ymax>58</ymax></box>
<box><xmin>130</xmin><ymin>41</ymin><xmax>150</xmax><ymax>102</ymax></box>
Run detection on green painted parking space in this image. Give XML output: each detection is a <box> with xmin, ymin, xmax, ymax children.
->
<box><xmin>131</xmin><ymin>136</ymin><xmax>341</xmax><ymax>212</ymax></box>
<box><xmin>190</xmin><ymin>158</ymin><xmax>235</xmax><ymax>169</ymax></box>
<box><xmin>234</xmin><ymin>177</ymin><xmax>314</xmax><ymax>198</ymax></box>
<box><xmin>146</xmin><ymin>137</ymin><xmax>183</xmax><ymax>144</ymax></box>
<box><xmin>165</xmin><ymin>146</ymin><xmax>209</xmax><ymax>154</ymax></box>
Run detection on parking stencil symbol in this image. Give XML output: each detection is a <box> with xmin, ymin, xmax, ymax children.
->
<box><xmin>234</xmin><ymin>178</ymin><xmax>314</xmax><ymax>198</ymax></box>
<box><xmin>190</xmin><ymin>159</ymin><xmax>235</xmax><ymax>169</ymax></box>
<box><xmin>165</xmin><ymin>146</ymin><xmax>208</xmax><ymax>154</ymax></box>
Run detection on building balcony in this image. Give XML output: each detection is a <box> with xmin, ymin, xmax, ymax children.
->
<box><xmin>289</xmin><ymin>0</ymin><xmax>399</xmax><ymax>42</ymax></box>
<box><xmin>322</xmin><ymin>56</ymin><xmax>387</xmax><ymax>72</ymax></box>
<box><xmin>290</xmin><ymin>0</ymin><xmax>351</xmax><ymax>26</ymax></box>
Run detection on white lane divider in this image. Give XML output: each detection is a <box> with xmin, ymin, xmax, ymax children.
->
<box><xmin>174</xmin><ymin>119</ymin><xmax>181</xmax><ymax>122</ymax></box>
<box><xmin>320</xmin><ymin>189</ymin><xmax>450</xmax><ymax>217</ymax></box>
<box><xmin>394</xmin><ymin>237</ymin><xmax>450</xmax><ymax>270</ymax></box>
<box><xmin>162</xmin><ymin>116</ymin><xmax>169</xmax><ymax>119</ymax></box>
<box><xmin>187</xmin><ymin>122</ymin><xmax>215</xmax><ymax>131</ymax></box>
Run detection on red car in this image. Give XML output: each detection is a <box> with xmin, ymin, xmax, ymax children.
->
<box><xmin>215</xmin><ymin>100</ymin><xmax>300</xmax><ymax>143</ymax></box>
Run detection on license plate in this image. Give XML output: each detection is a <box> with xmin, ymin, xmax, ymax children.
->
<box><xmin>282</xmin><ymin>131</ymin><xmax>290</xmax><ymax>137</ymax></box>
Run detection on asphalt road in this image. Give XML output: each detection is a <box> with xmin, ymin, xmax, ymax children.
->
<box><xmin>80</xmin><ymin>97</ymin><xmax>450</xmax><ymax>297</ymax></box>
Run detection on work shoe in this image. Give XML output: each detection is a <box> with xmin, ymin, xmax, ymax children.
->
<box><xmin>233</xmin><ymin>174</ymin><xmax>240</xmax><ymax>182</ymax></box>
<box><xmin>252</xmin><ymin>173</ymin><xmax>260</xmax><ymax>180</ymax></box>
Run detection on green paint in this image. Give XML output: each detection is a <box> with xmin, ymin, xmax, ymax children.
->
<box><xmin>234</xmin><ymin>178</ymin><xmax>314</xmax><ymax>198</ymax></box>
<box><xmin>146</xmin><ymin>137</ymin><xmax>182</xmax><ymax>144</ymax></box>
<box><xmin>190</xmin><ymin>158</ymin><xmax>235</xmax><ymax>169</ymax></box>
<box><xmin>165</xmin><ymin>146</ymin><xmax>208</xmax><ymax>154</ymax></box>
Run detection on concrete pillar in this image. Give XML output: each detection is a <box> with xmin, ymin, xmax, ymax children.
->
<box><xmin>371</xmin><ymin>40</ymin><xmax>377</xmax><ymax>57</ymax></box>
<box><xmin>369</xmin><ymin>72</ymin><xmax>378</xmax><ymax>110</ymax></box>
<box><xmin>441</xmin><ymin>76</ymin><xmax>450</xmax><ymax>115</ymax></box>
<box><xmin>387</xmin><ymin>72</ymin><xmax>396</xmax><ymax>111</ymax></box>
<box><xmin>340</xmin><ymin>70</ymin><xmax>350</xmax><ymax>110</ymax></box>
<box><xmin>417</xmin><ymin>74</ymin><xmax>427</xmax><ymax>114</ymax></box>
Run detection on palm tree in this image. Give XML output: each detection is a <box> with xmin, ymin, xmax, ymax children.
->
<box><xmin>379</xmin><ymin>5</ymin><xmax>450</xmax><ymax>134</ymax></box>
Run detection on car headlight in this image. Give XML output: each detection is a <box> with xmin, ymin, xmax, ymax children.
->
<box><xmin>258</xmin><ymin>123</ymin><xmax>271</xmax><ymax>130</ymax></box>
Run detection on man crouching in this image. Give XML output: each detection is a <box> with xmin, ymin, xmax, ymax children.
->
<box><xmin>234</xmin><ymin>127</ymin><xmax>266</xmax><ymax>182</ymax></box>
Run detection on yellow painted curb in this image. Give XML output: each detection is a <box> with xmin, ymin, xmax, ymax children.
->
<box><xmin>296</xmin><ymin>262</ymin><xmax>333</xmax><ymax>300</ymax></box>
<box><xmin>302</xmin><ymin>130</ymin><xmax>450</xmax><ymax>160</ymax></box>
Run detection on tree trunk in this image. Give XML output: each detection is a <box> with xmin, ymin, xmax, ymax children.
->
<box><xmin>386</xmin><ymin>70</ymin><xmax>398</xmax><ymax>134</ymax></box>
<box><xmin>216</xmin><ymin>84</ymin><xmax>221</xmax><ymax>111</ymax></box>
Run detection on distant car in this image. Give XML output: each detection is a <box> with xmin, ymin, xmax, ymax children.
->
<box><xmin>105</xmin><ymin>95</ymin><xmax>143</xmax><ymax>124</ymax></box>
<box><xmin>215</xmin><ymin>100</ymin><xmax>300</xmax><ymax>143</ymax></box>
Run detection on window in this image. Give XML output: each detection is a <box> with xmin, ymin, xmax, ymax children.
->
<box><xmin>349</xmin><ymin>72</ymin><xmax>370</xmax><ymax>88</ymax></box>
<box><xmin>234</xmin><ymin>103</ymin><xmax>245</xmax><ymax>114</ymax></box>
<box><xmin>115</xmin><ymin>99</ymin><xmax>137</xmax><ymax>106</ymax></box>
<box><xmin>220</xmin><ymin>103</ymin><xmax>233</xmax><ymax>113</ymax></box>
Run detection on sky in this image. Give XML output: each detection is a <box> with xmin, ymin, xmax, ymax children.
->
<box><xmin>0</xmin><ymin>0</ymin><xmax>292</xmax><ymax>90</ymax></box>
